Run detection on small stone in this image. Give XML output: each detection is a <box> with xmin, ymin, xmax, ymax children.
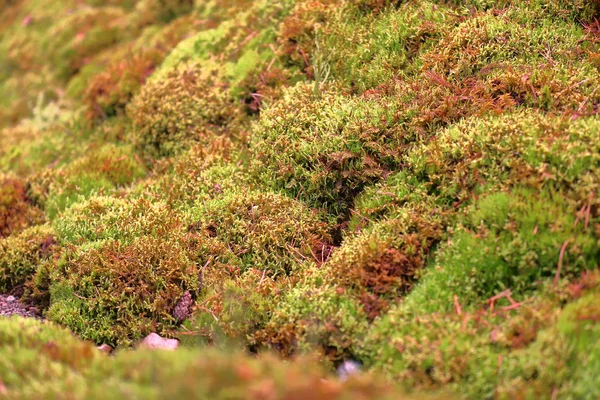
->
<box><xmin>97</xmin><ymin>344</ymin><xmax>113</xmax><ymax>354</ymax></box>
<box><xmin>337</xmin><ymin>360</ymin><xmax>361</xmax><ymax>382</ymax></box>
<box><xmin>5</xmin><ymin>296</ymin><xmax>15</xmax><ymax>302</ymax></box>
<box><xmin>139</xmin><ymin>333</ymin><xmax>179</xmax><ymax>350</ymax></box>
<box><xmin>172</xmin><ymin>291</ymin><xmax>193</xmax><ymax>323</ymax></box>
<box><xmin>22</xmin><ymin>15</ymin><xmax>33</xmax><ymax>27</ymax></box>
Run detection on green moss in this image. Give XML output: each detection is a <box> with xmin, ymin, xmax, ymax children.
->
<box><xmin>2</xmin><ymin>0</ymin><xmax>600</xmax><ymax>397</ymax></box>
<box><xmin>0</xmin><ymin>317</ymin><xmax>437</xmax><ymax>400</ymax></box>
<box><xmin>0</xmin><ymin>225</ymin><xmax>55</xmax><ymax>292</ymax></box>
<box><xmin>0</xmin><ymin>317</ymin><xmax>99</xmax><ymax>398</ymax></box>
<box><xmin>45</xmin><ymin>236</ymin><xmax>198</xmax><ymax>346</ymax></box>
<box><xmin>127</xmin><ymin>64</ymin><xmax>240</xmax><ymax>160</ymax></box>
<box><xmin>133</xmin><ymin>154</ymin><xmax>249</xmax><ymax>210</ymax></box>
<box><xmin>403</xmin><ymin>187</ymin><xmax>599</xmax><ymax>315</ymax></box>
<box><xmin>53</xmin><ymin>196</ymin><xmax>182</xmax><ymax>245</ymax></box>
<box><xmin>46</xmin><ymin>7</ymin><xmax>130</xmax><ymax>81</ymax></box>
<box><xmin>407</xmin><ymin>111</ymin><xmax>600</xmax><ymax>205</ymax></box>
<box><xmin>42</xmin><ymin>143</ymin><xmax>146</xmax><ymax>219</ymax></box>
<box><xmin>315</xmin><ymin>1</ymin><xmax>449</xmax><ymax>92</ymax></box>
<box><xmin>187</xmin><ymin>189</ymin><xmax>332</xmax><ymax>276</ymax></box>
<box><xmin>362</xmin><ymin>276</ymin><xmax>600</xmax><ymax>398</ymax></box>
<box><xmin>252</xmin><ymin>82</ymin><xmax>404</xmax><ymax>218</ymax></box>
<box><xmin>253</xmin><ymin>275</ymin><xmax>371</xmax><ymax>362</ymax></box>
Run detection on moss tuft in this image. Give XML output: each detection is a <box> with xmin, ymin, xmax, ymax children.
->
<box><xmin>45</xmin><ymin>236</ymin><xmax>198</xmax><ymax>346</ymax></box>
<box><xmin>0</xmin><ymin>225</ymin><xmax>55</xmax><ymax>292</ymax></box>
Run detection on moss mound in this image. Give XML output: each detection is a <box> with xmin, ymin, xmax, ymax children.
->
<box><xmin>0</xmin><ymin>0</ymin><xmax>599</xmax><ymax>398</ymax></box>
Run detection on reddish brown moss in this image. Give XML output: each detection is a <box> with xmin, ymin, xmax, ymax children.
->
<box><xmin>84</xmin><ymin>49</ymin><xmax>164</xmax><ymax>120</ymax></box>
<box><xmin>46</xmin><ymin>236</ymin><xmax>199</xmax><ymax>346</ymax></box>
<box><xmin>278</xmin><ymin>0</ymin><xmax>338</xmax><ymax>76</ymax></box>
<box><xmin>0</xmin><ymin>178</ymin><xmax>44</xmax><ymax>238</ymax></box>
<box><xmin>323</xmin><ymin>205</ymin><xmax>447</xmax><ymax>319</ymax></box>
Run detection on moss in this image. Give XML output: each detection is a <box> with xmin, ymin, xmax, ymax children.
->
<box><xmin>187</xmin><ymin>189</ymin><xmax>332</xmax><ymax>277</ymax></box>
<box><xmin>253</xmin><ymin>278</ymin><xmax>371</xmax><ymax>363</ymax></box>
<box><xmin>45</xmin><ymin>236</ymin><xmax>198</xmax><ymax>346</ymax></box>
<box><xmin>407</xmin><ymin>111</ymin><xmax>600</xmax><ymax>206</ymax></box>
<box><xmin>362</xmin><ymin>275</ymin><xmax>600</xmax><ymax>398</ymax></box>
<box><xmin>41</xmin><ymin>143</ymin><xmax>146</xmax><ymax>219</ymax></box>
<box><xmin>252</xmin><ymin>82</ymin><xmax>405</xmax><ymax>218</ymax></box>
<box><xmin>0</xmin><ymin>317</ymin><xmax>439</xmax><ymax>400</ymax></box>
<box><xmin>313</xmin><ymin>1</ymin><xmax>449</xmax><ymax>92</ymax></box>
<box><xmin>2</xmin><ymin>0</ymin><xmax>600</xmax><ymax>397</ymax></box>
<box><xmin>84</xmin><ymin>49</ymin><xmax>165</xmax><ymax>120</ymax></box>
<box><xmin>0</xmin><ymin>317</ymin><xmax>99</xmax><ymax>398</ymax></box>
<box><xmin>324</xmin><ymin>207</ymin><xmax>447</xmax><ymax>319</ymax></box>
<box><xmin>53</xmin><ymin>196</ymin><xmax>182</xmax><ymax>245</ymax></box>
<box><xmin>0</xmin><ymin>176</ymin><xmax>44</xmax><ymax>238</ymax></box>
<box><xmin>0</xmin><ymin>116</ymin><xmax>92</xmax><ymax>178</ymax></box>
<box><xmin>402</xmin><ymin>187</ymin><xmax>599</xmax><ymax>315</ymax></box>
<box><xmin>133</xmin><ymin>149</ymin><xmax>247</xmax><ymax>210</ymax></box>
<box><xmin>181</xmin><ymin>267</ymin><xmax>286</xmax><ymax>346</ymax></box>
<box><xmin>127</xmin><ymin>64</ymin><xmax>241</xmax><ymax>160</ymax></box>
<box><xmin>133</xmin><ymin>0</ymin><xmax>194</xmax><ymax>24</ymax></box>
<box><xmin>0</xmin><ymin>225</ymin><xmax>55</xmax><ymax>292</ymax></box>
<box><xmin>46</xmin><ymin>7</ymin><xmax>130</xmax><ymax>81</ymax></box>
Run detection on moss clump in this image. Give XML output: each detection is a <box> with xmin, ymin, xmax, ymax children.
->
<box><xmin>252</xmin><ymin>82</ymin><xmax>404</xmax><ymax>218</ymax></box>
<box><xmin>252</xmin><ymin>275</ymin><xmax>371</xmax><ymax>362</ymax></box>
<box><xmin>0</xmin><ymin>317</ymin><xmax>437</xmax><ymax>400</ymax></box>
<box><xmin>324</xmin><ymin>207</ymin><xmax>447</xmax><ymax>320</ymax></box>
<box><xmin>0</xmin><ymin>177</ymin><xmax>44</xmax><ymax>238</ymax></box>
<box><xmin>311</xmin><ymin>1</ymin><xmax>449</xmax><ymax>92</ymax></box>
<box><xmin>133</xmin><ymin>147</ymin><xmax>247</xmax><ymax>209</ymax></box>
<box><xmin>399</xmin><ymin>187</ymin><xmax>599</xmax><ymax>316</ymax></box>
<box><xmin>37</xmin><ymin>143</ymin><xmax>146</xmax><ymax>220</ymax></box>
<box><xmin>187</xmin><ymin>190</ymin><xmax>332</xmax><ymax>277</ymax></box>
<box><xmin>178</xmin><ymin>190</ymin><xmax>333</xmax><ymax>344</ymax></box>
<box><xmin>45</xmin><ymin>236</ymin><xmax>198</xmax><ymax>346</ymax></box>
<box><xmin>362</xmin><ymin>274</ymin><xmax>600</xmax><ymax>398</ymax></box>
<box><xmin>47</xmin><ymin>7</ymin><xmax>129</xmax><ymax>82</ymax></box>
<box><xmin>127</xmin><ymin>65</ymin><xmax>240</xmax><ymax>160</ymax></box>
<box><xmin>84</xmin><ymin>49</ymin><xmax>164</xmax><ymax>120</ymax></box>
<box><xmin>0</xmin><ymin>225</ymin><xmax>55</xmax><ymax>292</ymax></box>
<box><xmin>134</xmin><ymin>0</ymin><xmax>194</xmax><ymax>24</ymax></box>
<box><xmin>407</xmin><ymin>111</ymin><xmax>600</xmax><ymax>207</ymax></box>
<box><xmin>53</xmin><ymin>196</ymin><xmax>182</xmax><ymax>245</ymax></box>
<box><xmin>0</xmin><ymin>317</ymin><xmax>100</xmax><ymax>398</ymax></box>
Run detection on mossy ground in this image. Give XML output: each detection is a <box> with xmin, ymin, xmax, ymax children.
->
<box><xmin>0</xmin><ymin>0</ymin><xmax>599</xmax><ymax>398</ymax></box>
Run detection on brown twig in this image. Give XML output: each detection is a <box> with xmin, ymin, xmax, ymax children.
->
<box><xmin>584</xmin><ymin>203</ymin><xmax>591</xmax><ymax>230</ymax></box>
<box><xmin>573</xmin><ymin>204</ymin><xmax>587</xmax><ymax>228</ymax></box>
<box><xmin>556</xmin><ymin>78</ymin><xmax>590</xmax><ymax>98</ymax></box>
<box><xmin>454</xmin><ymin>294</ymin><xmax>462</xmax><ymax>316</ymax></box>
<box><xmin>578</xmin><ymin>86</ymin><xmax>600</xmax><ymax>112</ymax></box>
<box><xmin>554</xmin><ymin>239</ymin><xmax>570</xmax><ymax>285</ymax></box>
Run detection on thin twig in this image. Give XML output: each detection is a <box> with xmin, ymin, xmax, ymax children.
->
<box><xmin>578</xmin><ymin>86</ymin><xmax>600</xmax><ymax>112</ymax></box>
<box><xmin>556</xmin><ymin>78</ymin><xmax>590</xmax><ymax>98</ymax></box>
<box><xmin>454</xmin><ymin>294</ymin><xmax>462</xmax><ymax>316</ymax></box>
<box><xmin>554</xmin><ymin>240</ymin><xmax>570</xmax><ymax>285</ymax></box>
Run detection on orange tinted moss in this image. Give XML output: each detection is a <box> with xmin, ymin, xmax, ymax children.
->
<box><xmin>0</xmin><ymin>177</ymin><xmax>44</xmax><ymax>238</ymax></box>
<box><xmin>84</xmin><ymin>49</ymin><xmax>164</xmax><ymax>120</ymax></box>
